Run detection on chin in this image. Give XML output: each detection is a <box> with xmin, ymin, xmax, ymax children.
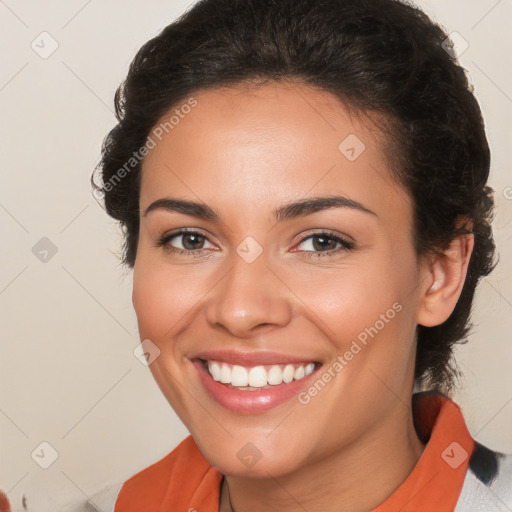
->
<box><xmin>195</xmin><ymin>436</ymin><xmax>306</xmax><ymax>479</ymax></box>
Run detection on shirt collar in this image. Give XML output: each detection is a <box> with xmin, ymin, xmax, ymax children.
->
<box><xmin>184</xmin><ymin>391</ymin><xmax>474</xmax><ymax>511</ymax></box>
<box><xmin>374</xmin><ymin>391</ymin><xmax>475</xmax><ymax>511</ymax></box>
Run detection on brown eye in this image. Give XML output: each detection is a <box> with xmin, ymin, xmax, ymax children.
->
<box><xmin>311</xmin><ymin>235</ymin><xmax>339</xmax><ymax>251</ymax></box>
<box><xmin>296</xmin><ymin>232</ymin><xmax>354</xmax><ymax>257</ymax></box>
<box><xmin>157</xmin><ymin>230</ymin><xmax>216</xmax><ymax>255</ymax></box>
<box><xmin>180</xmin><ymin>233</ymin><xmax>206</xmax><ymax>250</ymax></box>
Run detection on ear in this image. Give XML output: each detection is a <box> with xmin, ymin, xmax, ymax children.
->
<box><xmin>417</xmin><ymin>225</ymin><xmax>474</xmax><ymax>328</ymax></box>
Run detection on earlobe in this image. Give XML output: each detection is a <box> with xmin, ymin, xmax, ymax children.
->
<box><xmin>417</xmin><ymin>233</ymin><xmax>474</xmax><ymax>327</ymax></box>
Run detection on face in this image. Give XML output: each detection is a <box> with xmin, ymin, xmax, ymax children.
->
<box><xmin>132</xmin><ymin>81</ymin><xmax>428</xmax><ymax>477</ymax></box>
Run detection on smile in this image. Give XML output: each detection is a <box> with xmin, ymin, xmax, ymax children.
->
<box><xmin>204</xmin><ymin>360</ymin><xmax>316</xmax><ymax>389</ymax></box>
<box><xmin>193</xmin><ymin>357</ymin><xmax>322</xmax><ymax>414</ymax></box>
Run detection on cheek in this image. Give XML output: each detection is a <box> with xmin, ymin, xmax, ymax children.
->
<box><xmin>279</xmin><ymin>257</ymin><xmax>411</xmax><ymax>345</ymax></box>
<box><xmin>132</xmin><ymin>252</ymin><xmax>208</xmax><ymax>343</ymax></box>
<box><xmin>285</xmin><ymin>252</ymin><xmax>419</xmax><ymax>386</ymax></box>
<box><xmin>286</xmin><ymin>259</ymin><xmax>419</xmax><ymax>426</ymax></box>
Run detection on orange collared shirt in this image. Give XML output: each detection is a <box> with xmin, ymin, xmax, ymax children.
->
<box><xmin>114</xmin><ymin>392</ymin><xmax>475</xmax><ymax>512</ymax></box>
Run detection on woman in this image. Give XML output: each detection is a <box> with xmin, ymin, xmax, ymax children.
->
<box><xmin>94</xmin><ymin>0</ymin><xmax>512</xmax><ymax>510</ymax></box>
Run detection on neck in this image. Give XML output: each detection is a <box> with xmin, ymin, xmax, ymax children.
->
<box><xmin>221</xmin><ymin>401</ymin><xmax>425</xmax><ymax>512</ymax></box>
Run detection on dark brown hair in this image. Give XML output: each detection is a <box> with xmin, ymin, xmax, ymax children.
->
<box><xmin>93</xmin><ymin>0</ymin><xmax>497</xmax><ymax>393</ymax></box>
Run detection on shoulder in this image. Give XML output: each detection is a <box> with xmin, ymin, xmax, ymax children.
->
<box><xmin>114</xmin><ymin>435</ymin><xmax>214</xmax><ymax>511</ymax></box>
<box><xmin>455</xmin><ymin>442</ymin><xmax>512</xmax><ymax>512</ymax></box>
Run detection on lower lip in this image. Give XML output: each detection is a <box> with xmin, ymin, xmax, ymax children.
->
<box><xmin>193</xmin><ymin>359</ymin><xmax>320</xmax><ymax>414</ymax></box>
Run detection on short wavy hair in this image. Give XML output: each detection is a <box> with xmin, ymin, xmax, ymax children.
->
<box><xmin>93</xmin><ymin>0</ymin><xmax>497</xmax><ymax>393</ymax></box>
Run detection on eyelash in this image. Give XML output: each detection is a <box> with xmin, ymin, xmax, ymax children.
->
<box><xmin>156</xmin><ymin>228</ymin><xmax>355</xmax><ymax>259</ymax></box>
<box><xmin>156</xmin><ymin>229</ymin><xmax>214</xmax><ymax>258</ymax></box>
<box><xmin>297</xmin><ymin>232</ymin><xmax>355</xmax><ymax>258</ymax></box>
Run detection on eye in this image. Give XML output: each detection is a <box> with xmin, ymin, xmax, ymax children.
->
<box><xmin>157</xmin><ymin>229</ymin><xmax>216</xmax><ymax>256</ymax></box>
<box><xmin>156</xmin><ymin>229</ymin><xmax>354</xmax><ymax>258</ymax></box>
<box><xmin>295</xmin><ymin>231</ymin><xmax>354</xmax><ymax>257</ymax></box>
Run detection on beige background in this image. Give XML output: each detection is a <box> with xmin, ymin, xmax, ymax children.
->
<box><xmin>0</xmin><ymin>0</ymin><xmax>511</xmax><ymax>510</ymax></box>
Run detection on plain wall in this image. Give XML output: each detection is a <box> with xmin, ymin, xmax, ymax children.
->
<box><xmin>0</xmin><ymin>0</ymin><xmax>511</xmax><ymax>510</ymax></box>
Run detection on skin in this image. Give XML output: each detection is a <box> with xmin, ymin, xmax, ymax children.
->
<box><xmin>132</xmin><ymin>81</ymin><xmax>474</xmax><ymax>512</ymax></box>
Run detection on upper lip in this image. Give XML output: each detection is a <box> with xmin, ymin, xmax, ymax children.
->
<box><xmin>190</xmin><ymin>350</ymin><xmax>320</xmax><ymax>367</ymax></box>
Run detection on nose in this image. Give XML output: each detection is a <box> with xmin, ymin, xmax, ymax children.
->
<box><xmin>205</xmin><ymin>251</ymin><xmax>293</xmax><ymax>338</ymax></box>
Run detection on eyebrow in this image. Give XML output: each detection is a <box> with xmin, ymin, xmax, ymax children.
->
<box><xmin>143</xmin><ymin>196</ymin><xmax>377</xmax><ymax>222</ymax></box>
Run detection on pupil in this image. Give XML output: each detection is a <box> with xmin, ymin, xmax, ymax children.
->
<box><xmin>313</xmin><ymin>236</ymin><xmax>335</xmax><ymax>251</ymax></box>
<box><xmin>183</xmin><ymin>234</ymin><xmax>203</xmax><ymax>250</ymax></box>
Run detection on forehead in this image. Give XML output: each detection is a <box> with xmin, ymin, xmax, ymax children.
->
<box><xmin>139</xmin><ymin>81</ymin><xmax>411</xmax><ymax>225</ymax></box>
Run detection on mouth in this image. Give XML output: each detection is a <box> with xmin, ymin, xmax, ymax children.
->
<box><xmin>192</xmin><ymin>357</ymin><xmax>323</xmax><ymax>414</ymax></box>
<box><xmin>199</xmin><ymin>358</ymin><xmax>319</xmax><ymax>390</ymax></box>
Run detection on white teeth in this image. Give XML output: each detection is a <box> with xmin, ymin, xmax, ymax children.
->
<box><xmin>208</xmin><ymin>361</ymin><xmax>221</xmax><ymax>381</ymax></box>
<box><xmin>205</xmin><ymin>360</ymin><xmax>317</xmax><ymax>388</ymax></box>
<box><xmin>282</xmin><ymin>364</ymin><xmax>295</xmax><ymax>383</ymax></box>
<box><xmin>248</xmin><ymin>366</ymin><xmax>268</xmax><ymax>387</ymax></box>
<box><xmin>268</xmin><ymin>365</ymin><xmax>283</xmax><ymax>385</ymax></box>
<box><xmin>231</xmin><ymin>365</ymin><xmax>249</xmax><ymax>386</ymax></box>
<box><xmin>294</xmin><ymin>366</ymin><xmax>305</xmax><ymax>380</ymax></box>
<box><xmin>220</xmin><ymin>363</ymin><xmax>231</xmax><ymax>384</ymax></box>
<box><xmin>305</xmin><ymin>363</ymin><xmax>315</xmax><ymax>376</ymax></box>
